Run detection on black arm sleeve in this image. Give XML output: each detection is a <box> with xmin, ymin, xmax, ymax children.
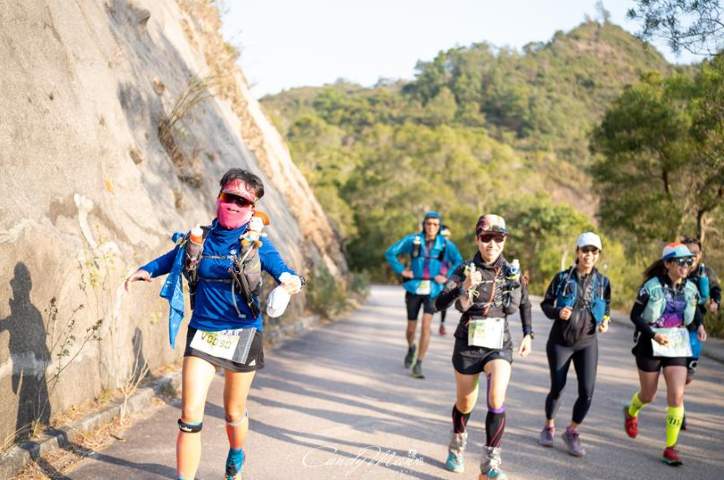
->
<box><xmin>708</xmin><ymin>267</ymin><xmax>721</xmax><ymax>305</ymax></box>
<box><xmin>630</xmin><ymin>291</ymin><xmax>654</xmax><ymax>340</ymax></box>
<box><xmin>604</xmin><ymin>278</ymin><xmax>612</xmax><ymax>317</ymax></box>
<box><xmin>519</xmin><ymin>282</ymin><xmax>533</xmax><ymax>334</ymax></box>
<box><xmin>540</xmin><ymin>274</ymin><xmax>561</xmax><ymax>320</ymax></box>
<box><xmin>689</xmin><ymin>303</ymin><xmax>704</xmax><ymax>330</ymax></box>
<box><xmin>435</xmin><ymin>263</ymin><xmax>466</xmax><ymax>311</ymax></box>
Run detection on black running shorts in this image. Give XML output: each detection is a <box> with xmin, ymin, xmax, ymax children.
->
<box><xmin>405</xmin><ymin>291</ymin><xmax>436</xmax><ymax>320</ymax></box>
<box><xmin>634</xmin><ymin>353</ymin><xmax>688</xmax><ymax>372</ymax></box>
<box><xmin>632</xmin><ymin>339</ymin><xmax>686</xmax><ymax>372</ymax></box>
<box><xmin>184</xmin><ymin>326</ymin><xmax>264</xmax><ymax>372</ymax></box>
<box><xmin>452</xmin><ymin>334</ymin><xmax>513</xmax><ymax>375</ymax></box>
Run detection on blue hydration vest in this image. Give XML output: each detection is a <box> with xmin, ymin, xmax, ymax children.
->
<box><xmin>690</xmin><ymin>334</ymin><xmax>702</xmax><ymax>359</ymax></box>
<box><xmin>555</xmin><ymin>267</ymin><xmax>608</xmax><ymax>324</ymax></box>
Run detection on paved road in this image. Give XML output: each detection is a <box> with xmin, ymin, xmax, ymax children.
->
<box><xmin>68</xmin><ymin>285</ymin><xmax>724</xmax><ymax>479</ymax></box>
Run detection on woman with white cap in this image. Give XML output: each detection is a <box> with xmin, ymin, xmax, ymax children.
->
<box><xmin>538</xmin><ymin>232</ymin><xmax>611</xmax><ymax>457</ymax></box>
<box><xmin>622</xmin><ymin>242</ymin><xmax>703</xmax><ymax>466</ymax></box>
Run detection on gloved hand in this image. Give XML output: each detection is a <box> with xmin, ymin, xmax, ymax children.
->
<box><xmin>267</xmin><ymin>272</ymin><xmax>302</xmax><ymax>317</ymax></box>
<box><xmin>280</xmin><ymin>272</ymin><xmax>303</xmax><ymax>295</ymax></box>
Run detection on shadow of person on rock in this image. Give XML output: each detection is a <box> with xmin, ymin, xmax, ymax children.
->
<box><xmin>0</xmin><ymin>263</ymin><xmax>51</xmax><ymax>442</ymax></box>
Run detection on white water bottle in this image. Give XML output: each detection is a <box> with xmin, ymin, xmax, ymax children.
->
<box><xmin>186</xmin><ymin>226</ymin><xmax>204</xmax><ymax>270</ymax></box>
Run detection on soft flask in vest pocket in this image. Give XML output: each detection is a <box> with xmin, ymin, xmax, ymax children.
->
<box><xmin>556</xmin><ymin>275</ymin><xmax>577</xmax><ymax>310</ymax></box>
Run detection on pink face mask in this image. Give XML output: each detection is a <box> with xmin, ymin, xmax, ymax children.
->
<box><xmin>216</xmin><ymin>198</ymin><xmax>253</xmax><ymax>229</ymax></box>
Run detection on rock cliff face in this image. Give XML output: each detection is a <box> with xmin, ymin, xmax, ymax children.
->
<box><xmin>0</xmin><ymin>0</ymin><xmax>347</xmax><ymax>443</ymax></box>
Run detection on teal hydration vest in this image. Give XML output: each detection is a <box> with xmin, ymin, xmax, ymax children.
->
<box><xmin>411</xmin><ymin>234</ymin><xmax>447</xmax><ymax>261</ymax></box>
<box><xmin>640</xmin><ymin>277</ymin><xmax>698</xmax><ymax>326</ymax></box>
<box><xmin>555</xmin><ymin>267</ymin><xmax>608</xmax><ymax>324</ymax></box>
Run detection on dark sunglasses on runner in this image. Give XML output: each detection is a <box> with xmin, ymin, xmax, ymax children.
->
<box><xmin>674</xmin><ymin>257</ymin><xmax>694</xmax><ymax>267</ymax></box>
<box><xmin>478</xmin><ymin>233</ymin><xmax>506</xmax><ymax>244</ymax></box>
<box><xmin>580</xmin><ymin>247</ymin><xmax>600</xmax><ymax>254</ymax></box>
<box><xmin>219</xmin><ymin>192</ymin><xmax>254</xmax><ymax>207</ymax></box>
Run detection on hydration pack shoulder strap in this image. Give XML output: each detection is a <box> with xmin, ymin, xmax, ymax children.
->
<box><xmin>411</xmin><ymin>234</ymin><xmax>422</xmax><ymax>259</ymax></box>
<box><xmin>438</xmin><ymin>239</ymin><xmax>447</xmax><ymax>262</ymax></box>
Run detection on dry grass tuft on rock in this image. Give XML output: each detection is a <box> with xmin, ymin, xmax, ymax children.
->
<box><xmin>158</xmin><ymin>75</ymin><xmax>220</xmax><ymax>188</ymax></box>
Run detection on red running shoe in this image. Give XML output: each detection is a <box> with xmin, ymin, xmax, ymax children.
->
<box><xmin>439</xmin><ymin>324</ymin><xmax>447</xmax><ymax>336</ymax></box>
<box><xmin>661</xmin><ymin>445</ymin><xmax>683</xmax><ymax>466</ymax></box>
<box><xmin>623</xmin><ymin>404</ymin><xmax>638</xmax><ymax>438</ymax></box>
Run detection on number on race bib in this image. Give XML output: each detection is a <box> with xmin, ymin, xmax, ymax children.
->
<box><xmin>191</xmin><ymin>328</ymin><xmax>257</xmax><ymax>363</ymax></box>
<box><xmin>468</xmin><ymin>317</ymin><xmax>505</xmax><ymax>349</ymax></box>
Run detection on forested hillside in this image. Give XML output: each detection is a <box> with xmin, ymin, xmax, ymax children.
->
<box><xmin>260</xmin><ymin>20</ymin><xmax>690</xmax><ymax>302</ymax></box>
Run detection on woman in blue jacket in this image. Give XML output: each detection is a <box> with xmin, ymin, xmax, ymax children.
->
<box><xmin>125</xmin><ymin>169</ymin><xmax>303</xmax><ymax>480</ymax></box>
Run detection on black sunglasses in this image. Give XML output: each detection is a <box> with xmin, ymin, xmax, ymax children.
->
<box><xmin>219</xmin><ymin>192</ymin><xmax>254</xmax><ymax>207</ymax></box>
<box><xmin>478</xmin><ymin>233</ymin><xmax>506</xmax><ymax>244</ymax></box>
<box><xmin>580</xmin><ymin>247</ymin><xmax>600</xmax><ymax>254</ymax></box>
<box><xmin>674</xmin><ymin>257</ymin><xmax>694</xmax><ymax>267</ymax></box>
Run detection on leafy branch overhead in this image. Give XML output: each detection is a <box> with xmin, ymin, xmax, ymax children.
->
<box><xmin>628</xmin><ymin>0</ymin><xmax>724</xmax><ymax>55</ymax></box>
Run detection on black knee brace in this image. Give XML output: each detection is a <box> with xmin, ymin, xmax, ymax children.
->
<box><xmin>178</xmin><ymin>418</ymin><xmax>203</xmax><ymax>433</ymax></box>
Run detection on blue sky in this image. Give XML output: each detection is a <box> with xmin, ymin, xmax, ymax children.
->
<box><xmin>220</xmin><ymin>0</ymin><xmax>697</xmax><ymax>98</ymax></box>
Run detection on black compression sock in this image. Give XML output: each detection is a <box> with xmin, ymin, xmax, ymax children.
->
<box><xmin>452</xmin><ymin>405</ymin><xmax>471</xmax><ymax>434</ymax></box>
<box><xmin>485</xmin><ymin>411</ymin><xmax>506</xmax><ymax>447</ymax></box>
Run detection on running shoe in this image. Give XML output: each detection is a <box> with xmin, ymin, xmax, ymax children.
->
<box><xmin>404</xmin><ymin>344</ymin><xmax>418</xmax><ymax>369</ymax></box>
<box><xmin>562</xmin><ymin>429</ymin><xmax>586</xmax><ymax>457</ymax></box>
<box><xmin>411</xmin><ymin>361</ymin><xmax>425</xmax><ymax>379</ymax></box>
<box><xmin>538</xmin><ymin>425</ymin><xmax>554</xmax><ymax>447</ymax></box>
<box><xmin>479</xmin><ymin>446</ymin><xmax>508</xmax><ymax>480</ymax></box>
<box><xmin>439</xmin><ymin>324</ymin><xmax>447</xmax><ymax>335</ymax></box>
<box><xmin>661</xmin><ymin>445</ymin><xmax>683</xmax><ymax>466</ymax></box>
<box><xmin>623</xmin><ymin>404</ymin><xmax>638</xmax><ymax>439</ymax></box>
<box><xmin>446</xmin><ymin>431</ymin><xmax>467</xmax><ymax>473</ymax></box>
<box><xmin>446</xmin><ymin>450</ymin><xmax>464</xmax><ymax>473</ymax></box>
<box><xmin>225</xmin><ymin>448</ymin><xmax>244</xmax><ymax>480</ymax></box>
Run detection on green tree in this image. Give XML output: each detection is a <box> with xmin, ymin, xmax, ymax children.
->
<box><xmin>500</xmin><ymin>193</ymin><xmax>595</xmax><ymax>291</ymax></box>
<box><xmin>261</xmin><ymin>19</ymin><xmax>675</xmax><ymax>284</ymax></box>
<box><xmin>591</xmin><ymin>57</ymin><xmax>724</xmax><ymax>245</ymax></box>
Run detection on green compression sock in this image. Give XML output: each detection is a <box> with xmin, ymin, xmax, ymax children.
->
<box><xmin>628</xmin><ymin>392</ymin><xmax>646</xmax><ymax>418</ymax></box>
<box><xmin>666</xmin><ymin>406</ymin><xmax>684</xmax><ymax>447</ymax></box>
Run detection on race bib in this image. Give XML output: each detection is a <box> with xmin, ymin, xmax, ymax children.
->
<box><xmin>651</xmin><ymin>328</ymin><xmax>693</xmax><ymax>358</ymax></box>
<box><xmin>468</xmin><ymin>317</ymin><xmax>505</xmax><ymax>349</ymax></box>
<box><xmin>190</xmin><ymin>327</ymin><xmax>257</xmax><ymax>363</ymax></box>
<box><xmin>416</xmin><ymin>280</ymin><xmax>431</xmax><ymax>295</ymax></box>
